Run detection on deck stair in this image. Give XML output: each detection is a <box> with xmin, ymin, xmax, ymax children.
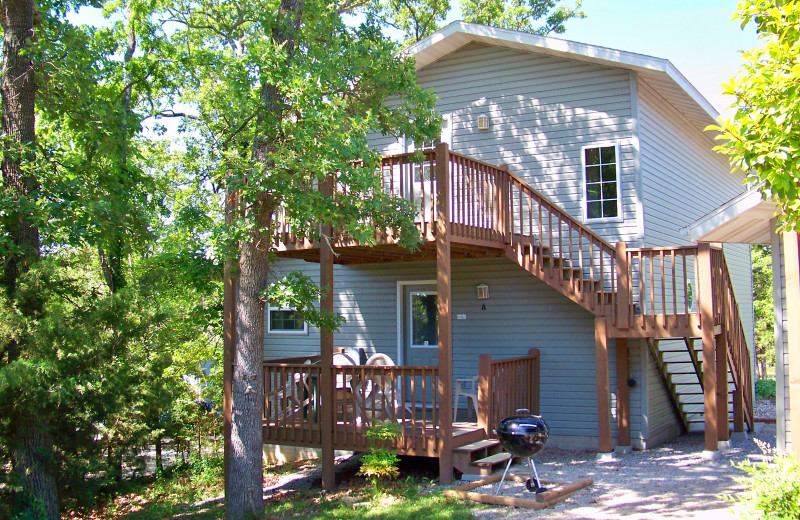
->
<box><xmin>453</xmin><ymin>438</ymin><xmax>511</xmax><ymax>479</ymax></box>
<box><xmin>647</xmin><ymin>338</ymin><xmax>736</xmax><ymax>432</ymax></box>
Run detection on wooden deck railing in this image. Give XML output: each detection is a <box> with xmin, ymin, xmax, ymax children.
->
<box><xmin>477</xmin><ymin>349</ymin><xmax>540</xmax><ymax>437</ymax></box>
<box><xmin>618</xmin><ymin>246</ymin><xmax>699</xmax><ymax>330</ymax></box>
<box><xmin>263</xmin><ymin>361</ymin><xmax>440</xmax><ymax>454</ymax></box>
<box><xmin>504</xmin><ymin>169</ymin><xmax>618</xmax><ymax>315</ymax></box>
<box><xmin>711</xmin><ymin>248</ymin><xmax>754</xmax><ymax>430</ymax></box>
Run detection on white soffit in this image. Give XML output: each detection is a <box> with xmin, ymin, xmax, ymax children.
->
<box><xmin>405</xmin><ymin>22</ymin><xmax>720</xmax><ymax>135</ymax></box>
<box><xmin>684</xmin><ymin>189</ymin><xmax>778</xmax><ymax>245</ymax></box>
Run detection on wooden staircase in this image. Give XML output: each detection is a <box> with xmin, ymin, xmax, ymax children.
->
<box><xmin>647</xmin><ymin>338</ymin><xmax>737</xmax><ymax>433</ymax></box>
<box><xmin>453</xmin><ymin>439</ymin><xmax>511</xmax><ymax>479</ymax></box>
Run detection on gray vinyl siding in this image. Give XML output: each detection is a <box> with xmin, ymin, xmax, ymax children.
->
<box><xmin>374</xmin><ymin>42</ymin><xmax>641</xmax><ymax>245</ymax></box>
<box><xmin>773</xmin><ymin>227</ymin><xmax>790</xmax><ymax>453</ymax></box>
<box><xmin>645</xmin><ymin>341</ymin><xmax>683</xmax><ymax>446</ymax></box>
<box><xmin>637</xmin><ymin>76</ymin><xmax>755</xmax><ymax>349</ymax></box>
<box><xmin>264</xmin><ymin>256</ymin><xmax>644</xmax><ymax>449</ymax></box>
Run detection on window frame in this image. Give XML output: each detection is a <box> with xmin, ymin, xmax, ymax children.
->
<box><xmin>407</xmin><ymin>289</ymin><xmax>438</xmax><ymax>349</ymax></box>
<box><xmin>581</xmin><ymin>142</ymin><xmax>623</xmax><ymax>223</ymax></box>
<box><xmin>267</xmin><ymin>306</ymin><xmax>308</xmax><ymax>335</ymax></box>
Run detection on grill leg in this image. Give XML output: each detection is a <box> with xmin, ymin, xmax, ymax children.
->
<box><xmin>526</xmin><ymin>458</ymin><xmax>547</xmax><ymax>493</ymax></box>
<box><xmin>494</xmin><ymin>456</ymin><xmax>515</xmax><ymax>495</ymax></box>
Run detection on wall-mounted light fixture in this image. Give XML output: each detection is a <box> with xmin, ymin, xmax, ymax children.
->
<box><xmin>476</xmin><ymin>284</ymin><xmax>489</xmax><ymax>300</ymax></box>
<box><xmin>476</xmin><ymin>114</ymin><xmax>490</xmax><ymax>131</ymax></box>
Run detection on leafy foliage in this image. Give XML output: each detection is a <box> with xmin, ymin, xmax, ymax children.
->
<box><xmin>462</xmin><ymin>0</ymin><xmax>584</xmax><ymax>35</ymax></box>
<box><xmin>709</xmin><ymin>0</ymin><xmax>800</xmax><ymax>231</ymax></box>
<box><xmin>729</xmin><ymin>455</ymin><xmax>800</xmax><ymax>520</ymax></box>
<box><xmin>359</xmin><ymin>421</ymin><xmax>402</xmax><ymax>490</ymax></box>
<box><xmin>372</xmin><ymin>0</ymin><xmax>585</xmax><ymax>44</ymax></box>
<box><xmin>756</xmin><ymin>378</ymin><xmax>777</xmax><ymax>401</ymax></box>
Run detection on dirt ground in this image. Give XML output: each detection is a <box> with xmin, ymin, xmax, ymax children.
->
<box><xmin>469</xmin><ymin>401</ymin><xmax>777</xmax><ymax>520</ymax></box>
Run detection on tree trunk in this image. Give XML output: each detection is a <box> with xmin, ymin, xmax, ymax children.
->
<box><xmin>1</xmin><ymin>0</ymin><xmax>59</xmax><ymax>518</ymax></box>
<box><xmin>226</xmin><ymin>1</ymin><xmax>301</xmax><ymax>518</ymax></box>
<box><xmin>227</xmin><ymin>223</ymin><xmax>272</xmax><ymax>520</ymax></box>
<box><xmin>12</xmin><ymin>416</ymin><xmax>59</xmax><ymax>520</ymax></box>
<box><xmin>155</xmin><ymin>437</ymin><xmax>163</xmax><ymax>474</ymax></box>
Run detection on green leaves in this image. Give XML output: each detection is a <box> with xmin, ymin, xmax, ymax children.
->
<box><xmin>710</xmin><ymin>0</ymin><xmax>800</xmax><ymax>231</ymax></box>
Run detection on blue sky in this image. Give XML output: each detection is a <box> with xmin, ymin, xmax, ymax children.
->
<box><xmin>526</xmin><ymin>0</ymin><xmax>761</xmax><ymax>115</ymax></box>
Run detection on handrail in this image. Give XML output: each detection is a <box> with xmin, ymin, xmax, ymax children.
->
<box><xmin>710</xmin><ymin>248</ymin><xmax>754</xmax><ymax>431</ymax></box>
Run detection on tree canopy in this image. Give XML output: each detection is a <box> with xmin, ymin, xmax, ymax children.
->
<box><xmin>710</xmin><ymin>0</ymin><xmax>800</xmax><ymax>230</ymax></box>
<box><xmin>370</xmin><ymin>0</ymin><xmax>584</xmax><ymax>44</ymax></box>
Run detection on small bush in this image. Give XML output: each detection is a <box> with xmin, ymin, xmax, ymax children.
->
<box><xmin>358</xmin><ymin>421</ymin><xmax>402</xmax><ymax>492</ymax></box>
<box><xmin>756</xmin><ymin>378</ymin><xmax>777</xmax><ymax>400</ymax></box>
<box><xmin>729</xmin><ymin>455</ymin><xmax>800</xmax><ymax>519</ymax></box>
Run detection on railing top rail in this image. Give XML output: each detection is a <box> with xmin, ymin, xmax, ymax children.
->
<box><xmin>626</xmin><ymin>245</ymin><xmax>700</xmax><ymax>254</ymax></box>
<box><xmin>263</xmin><ymin>355</ymin><xmax>321</xmax><ymax>365</ymax></box>
<box><xmin>379</xmin><ymin>150</ymin><xmax>437</xmax><ymax>162</ymax></box>
<box><xmin>332</xmin><ymin>364</ymin><xmax>438</xmax><ymax>370</ymax></box>
<box><xmin>489</xmin><ymin>354</ymin><xmax>539</xmax><ymax>365</ymax></box>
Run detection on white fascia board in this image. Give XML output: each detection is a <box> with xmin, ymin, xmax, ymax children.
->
<box><xmin>683</xmin><ymin>189</ymin><xmax>776</xmax><ymax>244</ymax></box>
<box><xmin>404</xmin><ymin>21</ymin><xmax>720</xmax><ymax>124</ymax></box>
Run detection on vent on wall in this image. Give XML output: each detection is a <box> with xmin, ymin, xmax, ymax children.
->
<box><xmin>477</xmin><ymin>114</ymin><xmax>489</xmax><ymax>131</ymax></box>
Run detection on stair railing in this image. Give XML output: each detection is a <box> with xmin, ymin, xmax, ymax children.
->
<box><xmin>710</xmin><ymin>247</ymin><xmax>755</xmax><ymax>430</ymax></box>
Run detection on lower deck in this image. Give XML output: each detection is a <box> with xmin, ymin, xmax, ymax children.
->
<box><xmin>263</xmin><ymin>420</ymin><xmax>486</xmax><ymax>457</ymax></box>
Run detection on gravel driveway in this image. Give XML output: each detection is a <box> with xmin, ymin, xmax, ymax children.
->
<box><xmin>470</xmin><ymin>419</ymin><xmax>776</xmax><ymax>520</ymax></box>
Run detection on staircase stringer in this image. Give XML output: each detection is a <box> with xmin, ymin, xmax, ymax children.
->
<box><xmin>683</xmin><ymin>337</ymin><xmax>704</xmax><ymax>391</ymax></box>
<box><xmin>646</xmin><ymin>337</ymin><xmax>690</xmax><ymax>432</ymax></box>
<box><xmin>505</xmin><ymin>244</ymin><xmax>608</xmax><ymax>317</ymax></box>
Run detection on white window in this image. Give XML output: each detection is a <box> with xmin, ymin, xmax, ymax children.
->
<box><xmin>405</xmin><ymin>113</ymin><xmax>452</xmax><ymax>152</ymax></box>
<box><xmin>582</xmin><ymin>144</ymin><xmax>621</xmax><ymax>221</ymax></box>
<box><xmin>267</xmin><ymin>307</ymin><xmax>307</xmax><ymax>334</ymax></box>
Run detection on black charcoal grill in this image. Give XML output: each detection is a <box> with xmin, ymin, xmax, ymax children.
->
<box><xmin>495</xmin><ymin>409</ymin><xmax>549</xmax><ymax>494</ymax></box>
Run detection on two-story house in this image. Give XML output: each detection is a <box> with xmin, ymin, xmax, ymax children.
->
<box><xmin>250</xmin><ymin>22</ymin><xmax>755</xmax><ymax>486</ymax></box>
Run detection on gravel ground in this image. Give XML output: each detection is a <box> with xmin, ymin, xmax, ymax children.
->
<box><xmin>468</xmin><ymin>400</ymin><xmax>777</xmax><ymax>520</ymax></box>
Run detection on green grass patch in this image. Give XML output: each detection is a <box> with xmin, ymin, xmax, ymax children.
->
<box><xmin>67</xmin><ymin>457</ymin><xmax>477</xmax><ymax>520</ymax></box>
<box><xmin>263</xmin><ymin>489</ymin><xmax>475</xmax><ymax>520</ymax></box>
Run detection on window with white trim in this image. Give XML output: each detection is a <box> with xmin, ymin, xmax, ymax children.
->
<box><xmin>583</xmin><ymin>144</ymin><xmax>620</xmax><ymax>221</ymax></box>
<box><xmin>267</xmin><ymin>307</ymin><xmax>307</xmax><ymax>334</ymax></box>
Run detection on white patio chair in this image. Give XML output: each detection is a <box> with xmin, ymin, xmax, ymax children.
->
<box><xmin>265</xmin><ymin>359</ymin><xmax>312</xmax><ymax>424</ymax></box>
<box><xmin>453</xmin><ymin>375</ymin><xmax>479</xmax><ymax>422</ymax></box>
<box><xmin>355</xmin><ymin>353</ymin><xmax>412</xmax><ymax>423</ymax></box>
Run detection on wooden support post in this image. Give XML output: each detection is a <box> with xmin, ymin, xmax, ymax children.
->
<box><xmin>529</xmin><ymin>348</ymin><xmax>540</xmax><ymax>415</ymax></box>
<box><xmin>616</xmin><ymin>339</ymin><xmax>630</xmax><ymax>448</ymax></box>
<box><xmin>716</xmin><ymin>328</ymin><xmax>730</xmax><ymax>443</ymax></box>
<box><xmin>615</xmin><ymin>242</ymin><xmax>630</xmax><ymax>330</ymax></box>
<box><xmin>595</xmin><ymin>317</ymin><xmax>613</xmax><ymax>453</ymax></box>
<box><xmin>496</xmin><ymin>163</ymin><xmax>510</xmax><ymax>242</ymax></box>
<box><xmin>435</xmin><ymin>142</ymin><xmax>454</xmax><ymax>484</ymax></box>
<box><xmin>222</xmin><ymin>189</ymin><xmax>236</xmax><ymax>498</ymax></box>
<box><xmin>320</xmin><ymin>177</ymin><xmax>336</xmax><ymax>491</ymax></box>
<box><xmin>698</xmin><ymin>243</ymin><xmax>718</xmax><ymax>452</ymax></box>
<box><xmin>477</xmin><ymin>354</ymin><xmax>491</xmax><ymax>437</ymax></box>
<box><xmin>783</xmin><ymin>231</ymin><xmax>800</xmax><ymax>458</ymax></box>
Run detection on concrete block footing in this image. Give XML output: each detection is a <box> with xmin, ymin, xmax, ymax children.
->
<box><xmin>701</xmin><ymin>450</ymin><xmax>721</xmax><ymax>461</ymax></box>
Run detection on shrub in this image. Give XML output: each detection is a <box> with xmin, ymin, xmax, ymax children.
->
<box><xmin>756</xmin><ymin>378</ymin><xmax>777</xmax><ymax>400</ymax></box>
<box><xmin>358</xmin><ymin>421</ymin><xmax>402</xmax><ymax>492</ymax></box>
<box><xmin>729</xmin><ymin>455</ymin><xmax>800</xmax><ymax>519</ymax></box>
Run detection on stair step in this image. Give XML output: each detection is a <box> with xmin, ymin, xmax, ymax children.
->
<box><xmin>454</xmin><ymin>439</ymin><xmax>501</xmax><ymax>453</ymax></box>
<box><xmin>473</xmin><ymin>452</ymin><xmax>512</xmax><ymax>468</ymax></box>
